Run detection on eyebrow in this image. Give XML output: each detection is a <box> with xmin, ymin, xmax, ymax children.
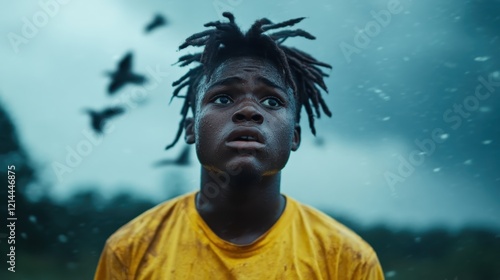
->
<box><xmin>206</xmin><ymin>75</ymin><xmax>287</xmax><ymax>93</ymax></box>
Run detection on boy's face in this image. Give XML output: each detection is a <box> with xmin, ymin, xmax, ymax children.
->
<box><xmin>185</xmin><ymin>56</ymin><xmax>301</xmax><ymax>178</ymax></box>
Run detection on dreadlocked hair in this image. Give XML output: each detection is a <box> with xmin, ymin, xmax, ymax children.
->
<box><xmin>165</xmin><ymin>12</ymin><xmax>332</xmax><ymax>150</ymax></box>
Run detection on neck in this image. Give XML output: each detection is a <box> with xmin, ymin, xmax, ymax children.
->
<box><xmin>196</xmin><ymin>167</ymin><xmax>285</xmax><ymax>244</ymax></box>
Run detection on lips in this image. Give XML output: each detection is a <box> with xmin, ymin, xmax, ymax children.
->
<box><xmin>227</xmin><ymin>127</ymin><xmax>264</xmax><ymax>144</ymax></box>
<box><xmin>225</xmin><ymin>127</ymin><xmax>265</xmax><ymax>150</ymax></box>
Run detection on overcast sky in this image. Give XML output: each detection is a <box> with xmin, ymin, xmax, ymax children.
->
<box><xmin>1</xmin><ymin>0</ymin><xmax>499</xmax><ymax>230</ymax></box>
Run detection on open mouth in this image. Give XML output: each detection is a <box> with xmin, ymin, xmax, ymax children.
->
<box><xmin>228</xmin><ymin>128</ymin><xmax>264</xmax><ymax>144</ymax></box>
<box><xmin>233</xmin><ymin>135</ymin><xmax>259</xmax><ymax>142</ymax></box>
<box><xmin>226</xmin><ymin>128</ymin><xmax>265</xmax><ymax>149</ymax></box>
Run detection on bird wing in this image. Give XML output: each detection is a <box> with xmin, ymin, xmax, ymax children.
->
<box><xmin>118</xmin><ymin>53</ymin><xmax>133</xmax><ymax>71</ymax></box>
<box><xmin>153</xmin><ymin>159</ymin><xmax>174</xmax><ymax>167</ymax></box>
<box><xmin>108</xmin><ymin>79</ymin><xmax>124</xmax><ymax>94</ymax></box>
<box><xmin>84</xmin><ymin>110</ymin><xmax>102</xmax><ymax>133</ymax></box>
<box><xmin>130</xmin><ymin>73</ymin><xmax>147</xmax><ymax>84</ymax></box>
<box><xmin>145</xmin><ymin>14</ymin><xmax>166</xmax><ymax>33</ymax></box>
<box><xmin>92</xmin><ymin>117</ymin><xmax>103</xmax><ymax>133</ymax></box>
<box><xmin>154</xmin><ymin>14</ymin><xmax>166</xmax><ymax>25</ymax></box>
<box><xmin>101</xmin><ymin>106</ymin><xmax>125</xmax><ymax>118</ymax></box>
<box><xmin>154</xmin><ymin>146</ymin><xmax>190</xmax><ymax>167</ymax></box>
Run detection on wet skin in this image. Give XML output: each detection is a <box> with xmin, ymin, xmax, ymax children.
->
<box><xmin>184</xmin><ymin>57</ymin><xmax>301</xmax><ymax>245</ymax></box>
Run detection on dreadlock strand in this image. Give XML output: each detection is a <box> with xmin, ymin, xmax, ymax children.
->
<box><xmin>204</xmin><ymin>20</ymin><xmax>222</xmax><ymax>28</ymax></box>
<box><xmin>304</xmin><ymin>81</ymin><xmax>321</xmax><ymax>118</ymax></box>
<box><xmin>292</xmin><ymin>48</ymin><xmax>332</xmax><ymax>69</ymax></box>
<box><xmin>285</xmin><ymin>50</ymin><xmax>329</xmax><ymax>92</ymax></box>
<box><xmin>270</xmin><ymin>29</ymin><xmax>316</xmax><ymax>42</ymax></box>
<box><xmin>261</xmin><ymin>17</ymin><xmax>306</xmax><ymax>32</ymax></box>
<box><xmin>317</xmin><ymin>92</ymin><xmax>332</xmax><ymax>117</ymax></box>
<box><xmin>165</xmin><ymin>98</ymin><xmax>190</xmax><ymax>150</ymax></box>
<box><xmin>177</xmin><ymin>53</ymin><xmax>202</xmax><ymax>67</ymax></box>
<box><xmin>306</xmin><ymin>67</ymin><xmax>328</xmax><ymax>92</ymax></box>
<box><xmin>222</xmin><ymin>11</ymin><xmax>235</xmax><ymax>23</ymax></box>
<box><xmin>259</xmin><ymin>35</ymin><xmax>297</xmax><ymax>93</ymax></box>
<box><xmin>184</xmin><ymin>37</ymin><xmax>210</xmax><ymax>48</ymax></box>
<box><xmin>283</xmin><ymin>47</ymin><xmax>331</xmax><ymax>69</ymax></box>
<box><xmin>184</xmin><ymin>30</ymin><xmax>214</xmax><ymax>43</ymax></box>
<box><xmin>170</xmin><ymin>80</ymin><xmax>190</xmax><ymax>101</ymax></box>
<box><xmin>172</xmin><ymin>68</ymin><xmax>198</xmax><ymax>87</ymax></box>
<box><xmin>247</xmin><ymin>18</ymin><xmax>273</xmax><ymax>39</ymax></box>
<box><xmin>303</xmin><ymin>95</ymin><xmax>317</xmax><ymax>135</ymax></box>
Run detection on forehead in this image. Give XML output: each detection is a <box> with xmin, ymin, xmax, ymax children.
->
<box><xmin>206</xmin><ymin>57</ymin><xmax>287</xmax><ymax>90</ymax></box>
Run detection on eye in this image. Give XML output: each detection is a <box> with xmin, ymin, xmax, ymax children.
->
<box><xmin>212</xmin><ymin>95</ymin><xmax>233</xmax><ymax>105</ymax></box>
<box><xmin>261</xmin><ymin>97</ymin><xmax>283</xmax><ymax>108</ymax></box>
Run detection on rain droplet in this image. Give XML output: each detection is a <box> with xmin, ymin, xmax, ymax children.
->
<box><xmin>474</xmin><ymin>56</ymin><xmax>490</xmax><ymax>62</ymax></box>
<box><xmin>463</xmin><ymin>159</ymin><xmax>473</xmax><ymax>165</ymax></box>
<box><xmin>58</xmin><ymin>234</ymin><xmax>68</xmax><ymax>243</ymax></box>
<box><xmin>433</xmin><ymin>167</ymin><xmax>441</xmax><ymax>173</ymax></box>
<box><xmin>440</xmin><ymin>133</ymin><xmax>449</xmax><ymax>140</ymax></box>
<box><xmin>382</xmin><ymin>116</ymin><xmax>391</xmax><ymax>121</ymax></box>
<box><xmin>482</xmin><ymin>140</ymin><xmax>492</xmax><ymax>145</ymax></box>
<box><xmin>479</xmin><ymin>106</ymin><xmax>492</xmax><ymax>113</ymax></box>
<box><xmin>386</xmin><ymin>270</ymin><xmax>397</xmax><ymax>277</ymax></box>
<box><xmin>372</xmin><ymin>88</ymin><xmax>391</xmax><ymax>101</ymax></box>
<box><xmin>29</xmin><ymin>215</ymin><xmax>37</xmax><ymax>223</ymax></box>
<box><xmin>491</xmin><ymin>71</ymin><xmax>500</xmax><ymax>79</ymax></box>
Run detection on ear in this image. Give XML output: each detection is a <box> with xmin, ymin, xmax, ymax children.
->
<box><xmin>291</xmin><ymin>124</ymin><xmax>301</xmax><ymax>151</ymax></box>
<box><xmin>184</xmin><ymin>117</ymin><xmax>195</xmax><ymax>144</ymax></box>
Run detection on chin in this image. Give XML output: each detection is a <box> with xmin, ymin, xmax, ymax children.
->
<box><xmin>224</xmin><ymin>159</ymin><xmax>266</xmax><ymax>184</ymax></box>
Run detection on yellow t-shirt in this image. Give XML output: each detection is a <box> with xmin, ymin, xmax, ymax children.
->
<box><xmin>95</xmin><ymin>192</ymin><xmax>384</xmax><ymax>279</ymax></box>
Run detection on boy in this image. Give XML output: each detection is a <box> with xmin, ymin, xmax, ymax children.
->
<box><xmin>95</xmin><ymin>12</ymin><xmax>384</xmax><ymax>279</ymax></box>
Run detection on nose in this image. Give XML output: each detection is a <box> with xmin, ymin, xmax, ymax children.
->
<box><xmin>232</xmin><ymin>105</ymin><xmax>264</xmax><ymax>124</ymax></box>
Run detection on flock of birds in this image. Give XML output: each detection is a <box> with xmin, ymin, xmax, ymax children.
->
<box><xmin>83</xmin><ymin>14</ymin><xmax>191</xmax><ymax>167</ymax></box>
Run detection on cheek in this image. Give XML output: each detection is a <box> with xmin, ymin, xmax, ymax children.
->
<box><xmin>279</xmin><ymin>113</ymin><xmax>297</xmax><ymax>139</ymax></box>
<box><xmin>194</xmin><ymin>111</ymin><xmax>223</xmax><ymax>149</ymax></box>
<box><xmin>269</xmin><ymin>115</ymin><xmax>296</xmax><ymax>152</ymax></box>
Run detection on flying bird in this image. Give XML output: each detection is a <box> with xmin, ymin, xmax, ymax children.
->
<box><xmin>145</xmin><ymin>14</ymin><xmax>167</xmax><ymax>33</ymax></box>
<box><xmin>84</xmin><ymin>106</ymin><xmax>125</xmax><ymax>133</ymax></box>
<box><xmin>106</xmin><ymin>52</ymin><xmax>147</xmax><ymax>94</ymax></box>
<box><xmin>153</xmin><ymin>146</ymin><xmax>191</xmax><ymax>167</ymax></box>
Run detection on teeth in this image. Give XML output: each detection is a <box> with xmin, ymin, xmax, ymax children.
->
<box><xmin>239</xmin><ymin>135</ymin><xmax>255</xmax><ymax>141</ymax></box>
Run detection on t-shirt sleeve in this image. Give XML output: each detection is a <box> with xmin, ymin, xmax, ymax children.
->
<box><xmin>94</xmin><ymin>241</ymin><xmax>128</xmax><ymax>280</ymax></box>
<box><xmin>361</xmin><ymin>251</ymin><xmax>385</xmax><ymax>280</ymax></box>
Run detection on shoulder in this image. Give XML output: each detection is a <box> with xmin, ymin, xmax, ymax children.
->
<box><xmin>288</xmin><ymin>196</ymin><xmax>379</xmax><ymax>264</ymax></box>
<box><xmin>105</xmin><ymin>192</ymin><xmax>194</xmax><ymax>252</ymax></box>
